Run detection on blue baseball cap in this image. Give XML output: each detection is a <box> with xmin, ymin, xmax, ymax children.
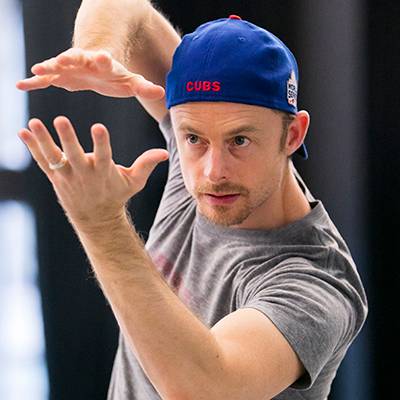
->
<box><xmin>166</xmin><ymin>15</ymin><xmax>308</xmax><ymax>159</ymax></box>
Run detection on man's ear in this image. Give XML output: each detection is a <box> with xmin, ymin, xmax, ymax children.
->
<box><xmin>286</xmin><ymin>110</ymin><xmax>310</xmax><ymax>157</ymax></box>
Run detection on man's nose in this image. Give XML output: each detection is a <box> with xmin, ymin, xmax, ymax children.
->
<box><xmin>203</xmin><ymin>147</ymin><xmax>231</xmax><ymax>182</ymax></box>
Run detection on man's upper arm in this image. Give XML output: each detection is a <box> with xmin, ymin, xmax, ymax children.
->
<box><xmin>210</xmin><ymin>308</ymin><xmax>305</xmax><ymax>400</ymax></box>
<box><xmin>132</xmin><ymin>5</ymin><xmax>182</xmax><ymax>122</ymax></box>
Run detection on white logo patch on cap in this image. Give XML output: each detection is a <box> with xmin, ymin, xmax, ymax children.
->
<box><xmin>287</xmin><ymin>70</ymin><xmax>297</xmax><ymax>107</ymax></box>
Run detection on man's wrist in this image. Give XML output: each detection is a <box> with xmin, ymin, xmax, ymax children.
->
<box><xmin>70</xmin><ymin>206</ymin><xmax>152</xmax><ymax>280</ymax></box>
<box><xmin>69</xmin><ymin>206</ymin><xmax>130</xmax><ymax>237</ymax></box>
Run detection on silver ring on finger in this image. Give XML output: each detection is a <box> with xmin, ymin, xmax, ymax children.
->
<box><xmin>49</xmin><ymin>152</ymin><xmax>68</xmax><ymax>170</ymax></box>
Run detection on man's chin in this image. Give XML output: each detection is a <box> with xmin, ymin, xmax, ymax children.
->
<box><xmin>197</xmin><ymin>203</ymin><xmax>251</xmax><ymax>227</ymax></box>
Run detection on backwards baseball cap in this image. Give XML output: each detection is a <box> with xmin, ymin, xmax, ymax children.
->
<box><xmin>166</xmin><ymin>15</ymin><xmax>308</xmax><ymax>159</ymax></box>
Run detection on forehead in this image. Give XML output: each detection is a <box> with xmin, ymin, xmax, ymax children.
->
<box><xmin>170</xmin><ymin>101</ymin><xmax>279</xmax><ymax>130</ymax></box>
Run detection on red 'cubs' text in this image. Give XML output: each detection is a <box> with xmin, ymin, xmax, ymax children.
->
<box><xmin>186</xmin><ymin>81</ymin><xmax>221</xmax><ymax>92</ymax></box>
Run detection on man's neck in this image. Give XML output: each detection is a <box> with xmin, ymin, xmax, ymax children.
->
<box><xmin>234</xmin><ymin>164</ymin><xmax>311</xmax><ymax>230</ymax></box>
<box><xmin>279</xmin><ymin>166</ymin><xmax>312</xmax><ymax>226</ymax></box>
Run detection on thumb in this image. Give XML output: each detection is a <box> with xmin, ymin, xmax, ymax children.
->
<box><xmin>127</xmin><ymin>148</ymin><xmax>169</xmax><ymax>189</ymax></box>
<box><xmin>133</xmin><ymin>75</ymin><xmax>166</xmax><ymax>100</ymax></box>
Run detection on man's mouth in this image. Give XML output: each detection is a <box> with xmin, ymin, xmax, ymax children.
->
<box><xmin>207</xmin><ymin>193</ymin><xmax>239</xmax><ymax>197</ymax></box>
<box><xmin>204</xmin><ymin>193</ymin><xmax>240</xmax><ymax>205</ymax></box>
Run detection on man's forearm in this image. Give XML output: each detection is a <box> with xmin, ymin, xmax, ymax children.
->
<box><xmin>72</xmin><ymin>0</ymin><xmax>180</xmax><ymax>87</ymax></box>
<box><xmin>72</xmin><ymin>0</ymin><xmax>152</xmax><ymax>63</ymax></box>
<box><xmin>73</xmin><ymin>212</ymin><xmax>226</xmax><ymax>400</ymax></box>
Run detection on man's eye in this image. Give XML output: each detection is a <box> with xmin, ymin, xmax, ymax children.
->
<box><xmin>233</xmin><ymin>136</ymin><xmax>250</xmax><ymax>147</ymax></box>
<box><xmin>186</xmin><ymin>134</ymin><xmax>200</xmax><ymax>145</ymax></box>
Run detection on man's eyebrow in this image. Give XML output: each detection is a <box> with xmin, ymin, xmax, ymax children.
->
<box><xmin>177</xmin><ymin>124</ymin><xmax>262</xmax><ymax>136</ymax></box>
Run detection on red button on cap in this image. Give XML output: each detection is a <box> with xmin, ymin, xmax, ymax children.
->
<box><xmin>229</xmin><ymin>15</ymin><xmax>242</xmax><ymax>20</ymax></box>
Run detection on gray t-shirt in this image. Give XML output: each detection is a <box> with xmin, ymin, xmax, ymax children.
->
<box><xmin>107</xmin><ymin>113</ymin><xmax>368</xmax><ymax>400</ymax></box>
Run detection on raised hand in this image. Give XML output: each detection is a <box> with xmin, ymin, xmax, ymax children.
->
<box><xmin>16</xmin><ymin>48</ymin><xmax>165</xmax><ymax>100</ymax></box>
<box><xmin>18</xmin><ymin>116</ymin><xmax>169</xmax><ymax>229</ymax></box>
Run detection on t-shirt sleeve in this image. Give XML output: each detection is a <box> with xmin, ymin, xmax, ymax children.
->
<box><xmin>235</xmin><ymin>257</ymin><xmax>364</xmax><ymax>390</ymax></box>
<box><xmin>154</xmin><ymin>112</ymin><xmax>193</xmax><ymax>222</ymax></box>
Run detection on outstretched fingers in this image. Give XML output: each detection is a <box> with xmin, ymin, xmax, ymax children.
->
<box><xmin>27</xmin><ymin>119</ymin><xmax>67</xmax><ymax>168</ymax></box>
<box><xmin>16</xmin><ymin>74</ymin><xmax>58</xmax><ymax>91</ymax></box>
<box><xmin>31</xmin><ymin>48</ymin><xmax>88</xmax><ymax>76</ymax></box>
<box><xmin>56</xmin><ymin>48</ymin><xmax>86</xmax><ymax>67</ymax></box>
<box><xmin>133</xmin><ymin>75</ymin><xmax>165</xmax><ymax>100</ymax></box>
<box><xmin>53</xmin><ymin>117</ymin><xmax>87</xmax><ymax>169</ymax></box>
<box><xmin>126</xmin><ymin>148</ymin><xmax>169</xmax><ymax>189</ymax></box>
<box><xmin>31</xmin><ymin>56</ymin><xmax>63</xmax><ymax>76</ymax></box>
<box><xmin>18</xmin><ymin>129</ymin><xmax>51</xmax><ymax>174</ymax></box>
<box><xmin>91</xmin><ymin>123</ymin><xmax>113</xmax><ymax>168</ymax></box>
<box><xmin>93</xmin><ymin>51</ymin><xmax>113</xmax><ymax>71</ymax></box>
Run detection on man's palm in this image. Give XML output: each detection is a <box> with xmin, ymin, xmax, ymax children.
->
<box><xmin>16</xmin><ymin>48</ymin><xmax>165</xmax><ymax>100</ymax></box>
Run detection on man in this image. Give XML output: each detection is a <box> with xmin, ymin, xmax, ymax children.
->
<box><xmin>17</xmin><ymin>1</ymin><xmax>368</xmax><ymax>399</ymax></box>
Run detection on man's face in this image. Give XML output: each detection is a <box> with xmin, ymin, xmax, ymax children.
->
<box><xmin>170</xmin><ymin>102</ymin><xmax>288</xmax><ymax>228</ymax></box>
